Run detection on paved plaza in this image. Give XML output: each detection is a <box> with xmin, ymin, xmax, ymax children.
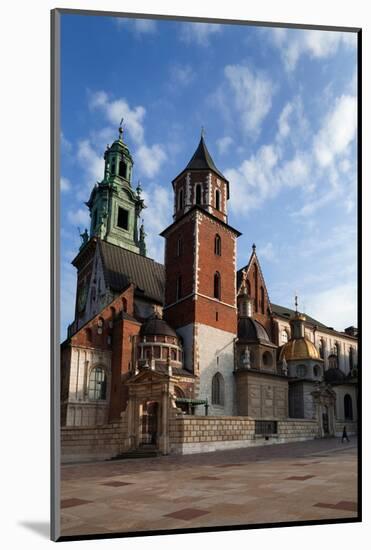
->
<box><xmin>60</xmin><ymin>438</ymin><xmax>358</xmax><ymax>537</ymax></box>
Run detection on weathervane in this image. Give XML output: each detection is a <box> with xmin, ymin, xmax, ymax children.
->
<box><xmin>295</xmin><ymin>293</ymin><xmax>298</xmax><ymax>314</ymax></box>
<box><xmin>201</xmin><ymin>126</ymin><xmax>205</xmax><ymax>139</ymax></box>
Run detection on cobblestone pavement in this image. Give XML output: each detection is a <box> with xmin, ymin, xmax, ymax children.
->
<box><xmin>60</xmin><ymin>438</ymin><xmax>358</xmax><ymax>537</ymax></box>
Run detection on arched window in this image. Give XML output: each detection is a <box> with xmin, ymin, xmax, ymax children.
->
<box><xmin>195</xmin><ymin>184</ymin><xmax>202</xmax><ymax>205</ymax></box>
<box><xmin>119</xmin><ymin>160</ymin><xmax>127</xmax><ymax>178</ymax></box>
<box><xmin>178</xmin><ymin>189</ymin><xmax>184</xmax><ymax>211</ymax></box>
<box><xmin>214</xmin><ymin>234</ymin><xmax>221</xmax><ymax>255</ymax></box>
<box><xmin>85</xmin><ymin>328</ymin><xmax>92</xmax><ymax>343</ymax></box>
<box><xmin>297</xmin><ymin>364</ymin><xmax>307</xmax><ymax>378</ymax></box>
<box><xmin>122</xmin><ymin>298</ymin><xmax>127</xmax><ymax>312</ymax></box>
<box><xmin>260</xmin><ymin>286</ymin><xmax>265</xmax><ymax>314</ymax></box>
<box><xmin>213</xmin><ymin>271</ymin><xmax>221</xmax><ymax>300</ymax></box>
<box><xmin>88</xmin><ymin>367</ymin><xmax>107</xmax><ymax>401</ymax></box>
<box><xmin>211</xmin><ymin>372</ymin><xmax>224</xmax><ymax>405</ymax></box>
<box><xmin>313</xmin><ymin>365</ymin><xmax>321</xmax><ymax>377</ymax></box>
<box><xmin>110</xmin><ymin>159</ymin><xmax>116</xmax><ymax>175</ymax></box>
<box><xmin>215</xmin><ymin>189</ymin><xmax>221</xmax><ymax>210</ymax></box>
<box><xmin>176</xmin><ymin>275</ymin><xmax>182</xmax><ymax>301</ymax></box>
<box><xmin>344</xmin><ymin>394</ymin><xmax>353</xmax><ymax>420</ymax></box>
<box><xmin>171</xmin><ymin>348</ymin><xmax>177</xmax><ymax>361</ymax></box>
<box><xmin>262</xmin><ymin>351</ymin><xmax>273</xmax><ymax>367</ymax></box>
<box><xmin>281</xmin><ymin>329</ymin><xmax>289</xmax><ymax>344</ymax></box>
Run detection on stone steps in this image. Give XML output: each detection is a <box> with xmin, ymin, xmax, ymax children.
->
<box><xmin>111</xmin><ymin>447</ymin><xmax>160</xmax><ymax>460</ymax></box>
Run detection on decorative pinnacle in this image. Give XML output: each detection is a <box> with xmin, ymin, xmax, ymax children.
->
<box><xmin>136</xmin><ymin>180</ymin><xmax>142</xmax><ymax>196</ymax></box>
<box><xmin>252</xmin><ymin>243</ymin><xmax>256</xmax><ymax>252</ymax></box>
<box><xmin>118</xmin><ymin>118</ymin><xmax>124</xmax><ymax>139</ymax></box>
<box><xmin>295</xmin><ymin>294</ymin><xmax>298</xmax><ymax>313</ymax></box>
<box><xmin>201</xmin><ymin>126</ymin><xmax>205</xmax><ymax>139</ymax></box>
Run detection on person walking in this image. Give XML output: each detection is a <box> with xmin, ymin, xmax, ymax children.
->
<box><xmin>342</xmin><ymin>425</ymin><xmax>350</xmax><ymax>443</ymax></box>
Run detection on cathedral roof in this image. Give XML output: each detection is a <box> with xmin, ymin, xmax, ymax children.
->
<box><xmin>279</xmin><ymin>337</ymin><xmax>320</xmax><ymax>362</ymax></box>
<box><xmin>98</xmin><ymin>239</ymin><xmax>164</xmax><ymax>304</ymax></box>
<box><xmin>237</xmin><ymin>317</ymin><xmax>271</xmax><ymax>344</ymax></box>
<box><xmin>140</xmin><ymin>316</ymin><xmax>178</xmax><ymax>338</ymax></box>
<box><xmin>172</xmin><ymin>136</ymin><xmax>229</xmax><ymax>197</ymax></box>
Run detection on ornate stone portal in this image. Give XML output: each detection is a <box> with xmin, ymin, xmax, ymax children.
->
<box><xmin>311</xmin><ymin>382</ymin><xmax>337</xmax><ymax>437</ymax></box>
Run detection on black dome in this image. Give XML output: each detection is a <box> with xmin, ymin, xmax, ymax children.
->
<box><xmin>140</xmin><ymin>316</ymin><xmax>178</xmax><ymax>338</ymax></box>
<box><xmin>237</xmin><ymin>317</ymin><xmax>271</xmax><ymax>343</ymax></box>
<box><xmin>324</xmin><ymin>367</ymin><xmax>347</xmax><ymax>384</ymax></box>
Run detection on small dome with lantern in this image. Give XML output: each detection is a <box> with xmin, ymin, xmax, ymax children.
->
<box><xmin>279</xmin><ymin>337</ymin><xmax>320</xmax><ymax>361</ymax></box>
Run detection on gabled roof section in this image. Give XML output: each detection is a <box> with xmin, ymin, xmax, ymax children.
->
<box><xmin>172</xmin><ymin>136</ymin><xmax>230</xmax><ymax>197</ymax></box>
<box><xmin>98</xmin><ymin>239</ymin><xmax>164</xmax><ymax>304</ymax></box>
<box><xmin>237</xmin><ymin>246</ymin><xmax>272</xmax><ymax>310</ymax></box>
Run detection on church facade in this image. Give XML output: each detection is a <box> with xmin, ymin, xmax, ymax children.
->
<box><xmin>61</xmin><ymin>126</ymin><xmax>358</xmax><ymax>459</ymax></box>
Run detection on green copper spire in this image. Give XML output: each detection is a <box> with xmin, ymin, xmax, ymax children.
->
<box><xmin>85</xmin><ymin>124</ymin><xmax>146</xmax><ymax>254</ymax></box>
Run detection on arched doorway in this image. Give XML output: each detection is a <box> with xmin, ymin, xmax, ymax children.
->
<box><xmin>322</xmin><ymin>405</ymin><xmax>329</xmax><ymax>435</ymax></box>
<box><xmin>140</xmin><ymin>401</ymin><xmax>159</xmax><ymax>446</ymax></box>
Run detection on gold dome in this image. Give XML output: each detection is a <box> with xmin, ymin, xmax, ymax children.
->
<box><xmin>279</xmin><ymin>337</ymin><xmax>320</xmax><ymax>361</ymax></box>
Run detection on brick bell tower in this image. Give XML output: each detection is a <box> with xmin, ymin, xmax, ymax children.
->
<box><xmin>161</xmin><ymin>133</ymin><xmax>241</xmax><ymax>415</ymax></box>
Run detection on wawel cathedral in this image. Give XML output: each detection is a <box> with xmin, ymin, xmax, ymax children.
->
<box><xmin>61</xmin><ymin>125</ymin><xmax>358</xmax><ymax>460</ymax></box>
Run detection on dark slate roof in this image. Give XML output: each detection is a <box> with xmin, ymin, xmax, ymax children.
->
<box><xmin>185</xmin><ymin>137</ymin><xmax>226</xmax><ymax>178</ymax></box>
<box><xmin>270</xmin><ymin>303</ymin><xmax>329</xmax><ymax>330</ymax></box>
<box><xmin>173</xmin><ymin>137</ymin><xmax>229</xmax><ymax>197</ymax></box>
<box><xmin>140</xmin><ymin>316</ymin><xmax>178</xmax><ymax>338</ymax></box>
<box><xmin>98</xmin><ymin>240</ymin><xmax>164</xmax><ymax>304</ymax></box>
<box><xmin>237</xmin><ymin>317</ymin><xmax>271</xmax><ymax>344</ymax></box>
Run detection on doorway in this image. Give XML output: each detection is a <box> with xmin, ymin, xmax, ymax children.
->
<box><xmin>140</xmin><ymin>401</ymin><xmax>159</xmax><ymax>447</ymax></box>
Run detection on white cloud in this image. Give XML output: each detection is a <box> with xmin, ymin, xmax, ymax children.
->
<box><xmin>258</xmin><ymin>242</ymin><xmax>276</xmax><ymax>262</ymax></box>
<box><xmin>76</xmin><ymin>139</ymin><xmax>104</xmax><ymax>183</ymax></box>
<box><xmin>135</xmin><ymin>144</ymin><xmax>167</xmax><ymax>178</ymax></box>
<box><xmin>306</xmin><ymin>282</ymin><xmax>357</xmax><ymax>331</ymax></box>
<box><xmin>180</xmin><ymin>22</ymin><xmax>222</xmax><ymax>46</ymax></box>
<box><xmin>170</xmin><ymin>64</ymin><xmax>195</xmax><ymax>87</ymax></box>
<box><xmin>216</xmin><ymin>136</ymin><xmax>233</xmax><ymax>155</ymax></box>
<box><xmin>222</xmin><ymin>65</ymin><xmax>275</xmax><ymax>136</ymax></box>
<box><xmin>313</xmin><ymin>94</ymin><xmax>357</xmax><ymax>167</ymax></box>
<box><xmin>89</xmin><ymin>91</ymin><xmax>146</xmax><ymax>145</ymax></box>
<box><xmin>116</xmin><ymin>17</ymin><xmax>157</xmax><ymax>34</ymax></box>
<box><xmin>271</xmin><ymin>28</ymin><xmax>357</xmax><ymax>71</ymax></box>
<box><xmin>67</xmin><ymin>208</ymin><xmax>90</xmax><ymax>227</ymax></box>
<box><xmin>141</xmin><ymin>184</ymin><xmax>173</xmax><ymax>262</ymax></box>
<box><xmin>60</xmin><ymin>177</ymin><xmax>71</xmax><ymax>192</ymax></box>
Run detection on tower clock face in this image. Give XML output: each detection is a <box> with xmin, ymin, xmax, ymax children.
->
<box><xmin>78</xmin><ymin>284</ymin><xmax>88</xmax><ymax>312</ymax></box>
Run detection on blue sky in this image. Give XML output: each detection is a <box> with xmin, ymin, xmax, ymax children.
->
<box><xmin>60</xmin><ymin>14</ymin><xmax>357</xmax><ymax>339</ymax></box>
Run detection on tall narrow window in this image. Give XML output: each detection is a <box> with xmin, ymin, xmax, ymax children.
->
<box><xmin>349</xmin><ymin>347</ymin><xmax>354</xmax><ymax>370</ymax></box>
<box><xmin>195</xmin><ymin>184</ymin><xmax>202</xmax><ymax>205</ymax></box>
<box><xmin>344</xmin><ymin>394</ymin><xmax>353</xmax><ymax>420</ymax></box>
<box><xmin>214</xmin><ymin>271</ymin><xmax>221</xmax><ymax>300</ymax></box>
<box><xmin>319</xmin><ymin>339</ymin><xmax>324</xmax><ymax>359</ymax></box>
<box><xmin>88</xmin><ymin>367</ymin><xmax>107</xmax><ymax>401</ymax></box>
<box><xmin>214</xmin><ymin>234</ymin><xmax>221</xmax><ymax>256</ymax></box>
<box><xmin>111</xmin><ymin>159</ymin><xmax>116</xmax><ymax>175</ymax></box>
<box><xmin>119</xmin><ymin>160</ymin><xmax>127</xmax><ymax>178</ymax></box>
<box><xmin>260</xmin><ymin>286</ymin><xmax>265</xmax><ymax>314</ymax></box>
<box><xmin>176</xmin><ymin>275</ymin><xmax>182</xmax><ymax>301</ymax></box>
<box><xmin>215</xmin><ymin>189</ymin><xmax>221</xmax><ymax>210</ymax></box>
<box><xmin>117</xmin><ymin>207</ymin><xmax>129</xmax><ymax>230</ymax></box>
<box><xmin>177</xmin><ymin>237</ymin><xmax>183</xmax><ymax>257</ymax></box>
<box><xmin>178</xmin><ymin>189</ymin><xmax>184</xmax><ymax>211</ymax></box>
<box><xmin>211</xmin><ymin>372</ymin><xmax>224</xmax><ymax>405</ymax></box>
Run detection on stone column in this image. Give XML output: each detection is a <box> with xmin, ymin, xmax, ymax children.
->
<box><xmin>160</xmin><ymin>387</ymin><xmax>169</xmax><ymax>455</ymax></box>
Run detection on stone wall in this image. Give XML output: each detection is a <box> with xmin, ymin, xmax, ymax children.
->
<box><xmin>61</xmin><ymin>419</ymin><xmax>128</xmax><ymax>463</ymax></box>
<box><xmin>335</xmin><ymin>421</ymin><xmax>358</xmax><ymax>436</ymax></box>
<box><xmin>169</xmin><ymin>416</ymin><xmax>318</xmax><ymax>454</ymax></box>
